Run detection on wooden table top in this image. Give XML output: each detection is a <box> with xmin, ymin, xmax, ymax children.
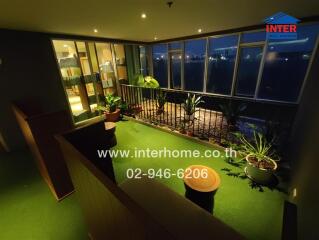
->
<box><xmin>104</xmin><ymin>122</ymin><xmax>116</xmax><ymax>130</ymax></box>
<box><xmin>183</xmin><ymin>165</ymin><xmax>220</xmax><ymax>192</ymax></box>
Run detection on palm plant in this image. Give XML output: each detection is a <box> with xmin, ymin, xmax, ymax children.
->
<box><xmin>235</xmin><ymin>126</ymin><xmax>275</xmax><ymax>168</ymax></box>
<box><xmin>156</xmin><ymin>90</ymin><xmax>167</xmax><ymax>115</ymax></box>
<box><xmin>183</xmin><ymin>93</ymin><xmax>204</xmax><ymax>117</ymax></box>
<box><xmin>219</xmin><ymin>101</ymin><xmax>246</xmax><ymax>128</ymax></box>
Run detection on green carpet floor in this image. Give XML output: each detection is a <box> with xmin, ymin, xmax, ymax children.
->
<box><xmin>112</xmin><ymin>120</ymin><xmax>286</xmax><ymax>240</ymax></box>
<box><xmin>0</xmin><ymin>150</ymin><xmax>87</xmax><ymax>240</ymax></box>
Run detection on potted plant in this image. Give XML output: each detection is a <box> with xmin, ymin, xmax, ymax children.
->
<box><xmin>183</xmin><ymin>93</ymin><xmax>204</xmax><ymax>121</ymax></box>
<box><xmin>219</xmin><ymin>101</ymin><xmax>246</xmax><ymax>131</ymax></box>
<box><xmin>98</xmin><ymin>94</ymin><xmax>121</xmax><ymax>122</ymax></box>
<box><xmin>179</xmin><ymin>122</ymin><xmax>186</xmax><ymax>134</ymax></box>
<box><xmin>156</xmin><ymin>90</ymin><xmax>167</xmax><ymax>115</ymax></box>
<box><xmin>235</xmin><ymin>127</ymin><xmax>278</xmax><ymax>185</ymax></box>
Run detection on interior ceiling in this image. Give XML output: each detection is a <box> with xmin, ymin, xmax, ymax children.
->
<box><xmin>1</xmin><ymin>0</ymin><xmax>319</xmax><ymax>42</ymax></box>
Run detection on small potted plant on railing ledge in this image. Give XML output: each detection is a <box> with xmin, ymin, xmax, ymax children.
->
<box><xmin>183</xmin><ymin>93</ymin><xmax>204</xmax><ymax>121</ymax></box>
<box><xmin>235</xmin><ymin>125</ymin><xmax>279</xmax><ymax>185</ymax></box>
<box><xmin>98</xmin><ymin>94</ymin><xmax>121</xmax><ymax>122</ymax></box>
<box><xmin>219</xmin><ymin>101</ymin><xmax>246</xmax><ymax>131</ymax></box>
<box><xmin>178</xmin><ymin>122</ymin><xmax>186</xmax><ymax>134</ymax></box>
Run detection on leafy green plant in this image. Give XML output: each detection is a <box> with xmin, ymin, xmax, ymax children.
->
<box><xmin>97</xmin><ymin>94</ymin><xmax>121</xmax><ymax>113</ymax></box>
<box><xmin>144</xmin><ymin>76</ymin><xmax>159</xmax><ymax>88</ymax></box>
<box><xmin>132</xmin><ymin>74</ymin><xmax>159</xmax><ymax>88</ymax></box>
<box><xmin>156</xmin><ymin>90</ymin><xmax>167</xmax><ymax>114</ymax></box>
<box><xmin>183</xmin><ymin>93</ymin><xmax>204</xmax><ymax>116</ymax></box>
<box><xmin>219</xmin><ymin>101</ymin><xmax>246</xmax><ymax>127</ymax></box>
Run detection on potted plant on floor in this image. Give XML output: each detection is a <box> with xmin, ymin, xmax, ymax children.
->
<box><xmin>235</xmin><ymin>126</ymin><xmax>278</xmax><ymax>185</ymax></box>
<box><xmin>156</xmin><ymin>90</ymin><xmax>167</xmax><ymax>115</ymax></box>
<box><xmin>183</xmin><ymin>93</ymin><xmax>204</xmax><ymax>121</ymax></box>
<box><xmin>98</xmin><ymin>94</ymin><xmax>121</xmax><ymax>122</ymax></box>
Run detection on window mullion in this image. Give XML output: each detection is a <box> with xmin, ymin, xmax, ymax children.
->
<box><xmin>231</xmin><ymin>33</ymin><xmax>242</xmax><ymax>97</ymax></box>
<box><xmin>254</xmin><ymin>40</ymin><xmax>268</xmax><ymax>99</ymax></box>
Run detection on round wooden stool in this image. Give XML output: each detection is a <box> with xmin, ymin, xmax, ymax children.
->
<box><xmin>183</xmin><ymin>165</ymin><xmax>220</xmax><ymax>213</ymax></box>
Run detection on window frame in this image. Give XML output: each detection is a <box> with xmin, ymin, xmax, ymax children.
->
<box><xmin>149</xmin><ymin>22</ymin><xmax>319</xmax><ymax>105</ymax></box>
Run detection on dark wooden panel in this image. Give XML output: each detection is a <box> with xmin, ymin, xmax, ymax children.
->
<box><xmin>57</xmin><ymin>121</ymin><xmax>174</xmax><ymax>240</ymax></box>
<box><xmin>12</xmin><ymin>102</ymin><xmax>74</xmax><ymax>200</ymax></box>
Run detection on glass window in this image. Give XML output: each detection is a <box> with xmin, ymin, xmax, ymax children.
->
<box><xmin>152</xmin><ymin>44</ymin><xmax>168</xmax><ymax>87</ymax></box>
<box><xmin>241</xmin><ymin>31</ymin><xmax>266</xmax><ymax>43</ymax></box>
<box><xmin>169</xmin><ymin>42</ymin><xmax>181</xmax><ymax>50</ymax></box>
<box><xmin>258</xmin><ymin>24</ymin><xmax>319</xmax><ymax>102</ymax></box>
<box><xmin>235</xmin><ymin>46</ymin><xmax>263</xmax><ymax>97</ymax></box>
<box><xmin>169</xmin><ymin>52</ymin><xmax>182</xmax><ymax>89</ymax></box>
<box><xmin>206</xmin><ymin>35</ymin><xmax>239</xmax><ymax>95</ymax></box>
<box><xmin>139</xmin><ymin>46</ymin><xmax>148</xmax><ymax>76</ymax></box>
<box><xmin>184</xmin><ymin>39</ymin><xmax>206</xmax><ymax>91</ymax></box>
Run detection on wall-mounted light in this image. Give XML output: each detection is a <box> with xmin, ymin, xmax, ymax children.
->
<box><xmin>141</xmin><ymin>13</ymin><xmax>147</xmax><ymax>19</ymax></box>
<box><xmin>198</xmin><ymin>28</ymin><xmax>202</xmax><ymax>33</ymax></box>
<box><xmin>63</xmin><ymin>44</ymin><xmax>68</xmax><ymax>48</ymax></box>
<box><xmin>154</xmin><ymin>36</ymin><xmax>158</xmax><ymax>40</ymax></box>
<box><xmin>94</xmin><ymin>29</ymin><xmax>98</xmax><ymax>33</ymax></box>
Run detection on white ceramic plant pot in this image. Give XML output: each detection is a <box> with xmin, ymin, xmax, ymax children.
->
<box><xmin>245</xmin><ymin>154</ymin><xmax>278</xmax><ymax>185</ymax></box>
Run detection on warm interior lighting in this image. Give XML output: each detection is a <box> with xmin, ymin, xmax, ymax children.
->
<box><xmin>94</xmin><ymin>29</ymin><xmax>98</xmax><ymax>33</ymax></box>
<box><xmin>154</xmin><ymin>37</ymin><xmax>158</xmax><ymax>40</ymax></box>
<box><xmin>63</xmin><ymin>44</ymin><xmax>68</xmax><ymax>48</ymax></box>
<box><xmin>141</xmin><ymin>13</ymin><xmax>147</xmax><ymax>19</ymax></box>
<box><xmin>293</xmin><ymin>188</ymin><xmax>297</xmax><ymax>198</ymax></box>
<box><xmin>198</xmin><ymin>28</ymin><xmax>202</xmax><ymax>33</ymax></box>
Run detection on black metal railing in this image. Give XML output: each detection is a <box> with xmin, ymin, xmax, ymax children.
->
<box><xmin>120</xmin><ymin>84</ymin><xmax>230</xmax><ymax>142</ymax></box>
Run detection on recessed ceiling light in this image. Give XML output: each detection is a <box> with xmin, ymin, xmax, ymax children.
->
<box><xmin>63</xmin><ymin>44</ymin><xmax>68</xmax><ymax>48</ymax></box>
<box><xmin>94</xmin><ymin>29</ymin><xmax>98</xmax><ymax>33</ymax></box>
<box><xmin>141</xmin><ymin>13</ymin><xmax>147</xmax><ymax>19</ymax></box>
<box><xmin>198</xmin><ymin>28</ymin><xmax>202</xmax><ymax>33</ymax></box>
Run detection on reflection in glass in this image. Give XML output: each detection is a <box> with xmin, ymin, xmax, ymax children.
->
<box><xmin>235</xmin><ymin>46</ymin><xmax>263</xmax><ymax>97</ymax></box>
<box><xmin>139</xmin><ymin>46</ymin><xmax>148</xmax><ymax>76</ymax></box>
<box><xmin>258</xmin><ymin>24</ymin><xmax>319</xmax><ymax>101</ymax></box>
<box><xmin>114</xmin><ymin>44</ymin><xmax>127</xmax><ymax>82</ymax></box>
<box><xmin>206</xmin><ymin>35</ymin><xmax>239</xmax><ymax>95</ymax></box>
<box><xmin>169</xmin><ymin>42</ymin><xmax>181</xmax><ymax>50</ymax></box>
<box><xmin>152</xmin><ymin>44</ymin><xmax>168</xmax><ymax>87</ymax></box>
<box><xmin>184</xmin><ymin>39</ymin><xmax>206</xmax><ymax>91</ymax></box>
<box><xmin>170</xmin><ymin>53</ymin><xmax>182</xmax><ymax>89</ymax></box>
<box><xmin>95</xmin><ymin>43</ymin><xmax>115</xmax><ymax>95</ymax></box>
<box><xmin>241</xmin><ymin>31</ymin><xmax>266</xmax><ymax>43</ymax></box>
<box><xmin>76</xmin><ymin>41</ymin><xmax>98</xmax><ymax>111</ymax></box>
<box><xmin>53</xmin><ymin>40</ymin><xmax>90</xmax><ymax>119</ymax></box>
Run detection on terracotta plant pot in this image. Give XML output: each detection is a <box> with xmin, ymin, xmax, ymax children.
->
<box><xmin>245</xmin><ymin>154</ymin><xmax>278</xmax><ymax>185</ymax></box>
<box><xmin>105</xmin><ymin>109</ymin><xmax>120</xmax><ymax>122</ymax></box>
<box><xmin>179</xmin><ymin>129</ymin><xmax>186</xmax><ymax>134</ymax></box>
<box><xmin>187</xmin><ymin>130</ymin><xmax>194</xmax><ymax>137</ymax></box>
